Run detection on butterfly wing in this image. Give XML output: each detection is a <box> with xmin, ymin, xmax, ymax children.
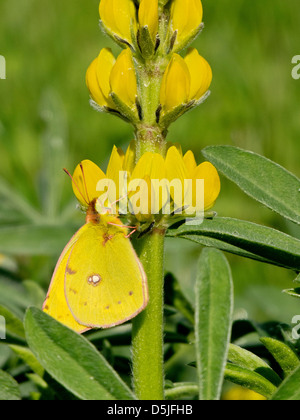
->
<box><xmin>64</xmin><ymin>222</ymin><xmax>148</xmax><ymax>329</ymax></box>
<box><xmin>43</xmin><ymin>226</ymin><xmax>90</xmax><ymax>333</ymax></box>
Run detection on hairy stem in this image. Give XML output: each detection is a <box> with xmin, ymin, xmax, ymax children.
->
<box><xmin>131</xmin><ymin>228</ymin><xmax>166</xmax><ymax>400</ymax></box>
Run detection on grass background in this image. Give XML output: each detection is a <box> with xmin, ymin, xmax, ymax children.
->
<box><xmin>0</xmin><ymin>0</ymin><xmax>299</xmax><ymax>335</ymax></box>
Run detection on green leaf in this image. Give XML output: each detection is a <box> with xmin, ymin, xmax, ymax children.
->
<box><xmin>164</xmin><ymin>273</ymin><xmax>195</xmax><ymax>324</ymax></box>
<box><xmin>168</xmin><ymin>217</ymin><xmax>300</xmax><ymax>271</ymax></box>
<box><xmin>24</xmin><ymin>308</ymin><xmax>135</xmax><ymax>400</ymax></box>
<box><xmin>0</xmin><ymin>278</ymin><xmax>31</xmax><ymax>315</ymax></box>
<box><xmin>0</xmin><ymin>224</ymin><xmax>78</xmax><ymax>256</ymax></box>
<box><xmin>0</xmin><ymin>344</ymin><xmax>11</xmax><ymax>368</ymax></box>
<box><xmin>0</xmin><ymin>370</ymin><xmax>21</xmax><ymax>400</ymax></box>
<box><xmin>228</xmin><ymin>344</ymin><xmax>281</xmax><ymax>386</ymax></box>
<box><xmin>0</xmin><ymin>304</ymin><xmax>26</xmax><ymax>343</ymax></box>
<box><xmin>0</xmin><ymin>177</ymin><xmax>43</xmax><ymax>224</ymax></box>
<box><xmin>167</xmin><ymin>233</ymin><xmax>277</xmax><ymax>266</ymax></box>
<box><xmin>224</xmin><ymin>363</ymin><xmax>277</xmax><ymax>399</ymax></box>
<box><xmin>195</xmin><ymin>248</ymin><xmax>233</xmax><ymax>400</ymax></box>
<box><xmin>165</xmin><ymin>382</ymin><xmax>199</xmax><ymax>400</ymax></box>
<box><xmin>39</xmin><ymin>89</ymin><xmax>69</xmax><ymax>222</ymax></box>
<box><xmin>271</xmin><ymin>365</ymin><xmax>300</xmax><ymax>400</ymax></box>
<box><xmin>260</xmin><ymin>337</ymin><xmax>300</xmax><ymax>378</ymax></box>
<box><xmin>202</xmin><ymin>145</ymin><xmax>300</xmax><ymax>225</ymax></box>
<box><xmin>9</xmin><ymin>345</ymin><xmax>45</xmax><ymax>377</ymax></box>
<box><xmin>23</xmin><ymin>280</ymin><xmax>47</xmax><ymax>308</ymax></box>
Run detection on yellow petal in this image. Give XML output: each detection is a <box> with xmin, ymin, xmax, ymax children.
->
<box><xmin>165</xmin><ymin>146</ymin><xmax>188</xmax><ymax>184</ymax></box>
<box><xmin>192</xmin><ymin>162</ymin><xmax>220</xmax><ymax>210</ymax></box>
<box><xmin>96</xmin><ymin>48</ymin><xmax>116</xmax><ymax>105</ymax></box>
<box><xmin>165</xmin><ymin>146</ymin><xmax>189</xmax><ymax>209</ymax></box>
<box><xmin>110</xmin><ymin>48</ymin><xmax>137</xmax><ymax>108</ymax></box>
<box><xmin>139</xmin><ymin>0</ymin><xmax>159</xmax><ymax>42</ymax></box>
<box><xmin>130</xmin><ymin>152</ymin><xmax>166</xmax><ymax>216</ymax></box>
<box><xmin>86</xmin><ymin>58</ymin><xmax>107</xmax><ymax>107</ymax></box>
<box><xmin>123</xmin><ymin>140</ymin><xmax>136</xmax><ymax>175</ymax></box>
<box><xmin>130</xmin><ymin>152</ymin><xmax>165</xmax><ymax>181</ymax></box>
<box><xmin>99</xmin><ymin>0</ymin><xmax>137</xmax><ymax>43</ymax></box>
<box><xmin>170</xmin><ymin>0</ymin><xmax>203</xmax><ymax>45</ymax></box>
<box><xmin>160</xmin><ymin>54</ymin><xmax>191</xmax><ymax>112</ymax></box>
<box><xmin>183</xmin><ymin>150</ymin><xmax>197</xmax><ymax>175</ymax></box>
<box><xmin>72</xmin><ymin>160</ymin><xmax>106</xmax><ymax>206</ymax></box>
<box><xmin>184</xmin><ymin>48</ymin><xmax>212</xmax><ymax>100</ymax></box>
<box><xmin>106</xmin><ymin>146</ymin><xmax>125</xmax><ymax>203</ymax></box>
<box><xmin>106</xmin><ymin>146</ymin><xmax>124</xmax><ymax>183</ymax></box>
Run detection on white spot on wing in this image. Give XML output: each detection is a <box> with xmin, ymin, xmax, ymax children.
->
<box><xmin>87</xmin><ymin>274</ymin><xmax>102</xmax><ymax>287</ymax></box>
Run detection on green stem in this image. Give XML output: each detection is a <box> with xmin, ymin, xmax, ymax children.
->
<box><xmin>132</xmin><ymin>228</ymin><xmax>166</xmax><ymax>400</ymax></box>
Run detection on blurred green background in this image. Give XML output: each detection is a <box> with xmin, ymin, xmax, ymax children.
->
<box><xmin>0</xmin><ymin>0</ymin><xmax>300</xmax><ymax>327</ymax></box>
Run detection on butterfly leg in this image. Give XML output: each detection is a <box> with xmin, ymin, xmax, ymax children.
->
<box><xmin>107</xmin><ymin>222</ymin><xmax>137</xmax><ymax>238</ymax></box>
<box><xmin>125</xmin><ymin>227</ymin><xmax>137</xmax><ymax>239</ymax></box>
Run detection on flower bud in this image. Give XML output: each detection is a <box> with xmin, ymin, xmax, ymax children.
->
<box><xmin>99</xmin><ymin>0</ymin><xmax>137</xmax><ymax>45</ymax></box>
<box><xmin>184</xmin><ymin>48</ymin><xmax>212</xmax><ymax>101</ymax></box>
<box><xmin>160</xmin><ymin>54</ymin><xmax>191</xmax><ymax>113</ymax></box>
<box><xmin>86</xmin><ymin>48</ymin><xmax>116</xmax><ymax>108</ymax></box>
<box><xmin>110</xmin><ymin>48</ymin><xmax>138</xmax><ymax>109</ymax></box>
<box><xmin>138</xmin><ymin>0</ymin><xmax>159</xmax><ymax>43</ymax></box>
<box><xmin>170</xmin><ymin>0</ymin><xmax>203</xmax><ymax>51</ymax></box>
<box><xmin>87</xmin><ymin>48</ymin><xmax>138</xmax><ymax>119</ymax></box>
<box><xmin>159</xmin><ymin>50</ymin><xmax>212</xmax><ymax>121</ymax></box>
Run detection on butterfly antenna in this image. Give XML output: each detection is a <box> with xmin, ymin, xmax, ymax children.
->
<box><xmin>63</xmin><ymin>168</ymin><xmax>89</xmax><ymax>206</ymax></box>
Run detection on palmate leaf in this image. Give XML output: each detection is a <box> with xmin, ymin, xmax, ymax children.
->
<box><xmin>24</xmin><ymin>308</ymin><xmax>135</xmax><ymax>400</ymax></box>
<box><xmin>167</xmin><ymin>217</ymin><xmax>300</xmax><ymax>271</ymax></box>
<box><xmin>195</xmin><ymin>248</ymin><xmax>233</xmax><ymax>400</ymax></box>
<box><xmin>202</xmin><ymin>146</ymin><xmax>300</xmax><ymax>225</ymax></box>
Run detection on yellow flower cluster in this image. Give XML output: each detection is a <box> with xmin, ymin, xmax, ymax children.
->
<box><xmin>72</xmin><ymin>143</ymin><xmax>220</xmax><ymax>223</ymax></box>
<box><xmin>99</xmin><ymin>0</ymin><xmax>203</xmax><ymax>50</ymax></box>
<box><xmin>86</xmin><ymin>0</ymin><xmax>212</xmax><ymax>125</ymax></box>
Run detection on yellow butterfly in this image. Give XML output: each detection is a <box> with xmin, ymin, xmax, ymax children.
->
<box><xmin>43</xmin><ymin>160</ymin><xmax>149</xmax><ymax>334</ymax></box>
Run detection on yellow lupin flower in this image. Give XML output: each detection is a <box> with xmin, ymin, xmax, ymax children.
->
<box><xmin>72</xmin><ymin>160</ymin><xmax>106</xmax><ymax>207</ymax></box>
<box><xmin>138</xmin><ymin>0</ymin><xmax>159</xmax><ymax>43</ymax></box>
<box><xmin>165</xmin><ymin>146</ymin><xmax>220</xmax><ymax>212</ymax></box>
<box><xmin>71</xmin><ymin>144</ymin><xmax>220</xmax><ymax>223</ymax></box>
<box><xmin>160</xmin><ymin>51</ymin><xmax>212</xmax><ymax>114</ymax></box>
<box><xmin>170</xmin><ymin>0</ymin><xmax>203</xmax><ymax>49</ymax></box>
<box><xmin>99</xmin><ymin>0</ymin><xmax>137</xmax><ymax>45</ymax></box>
<box><xmin>86</xmin><ymin>48</ymin><xmax>138</xmax><ymax>112</ymax></box>
<box><xmin>160</xmin><ymin>54</ymin><xmax>191</xmax><ymax>113</ymax></box>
